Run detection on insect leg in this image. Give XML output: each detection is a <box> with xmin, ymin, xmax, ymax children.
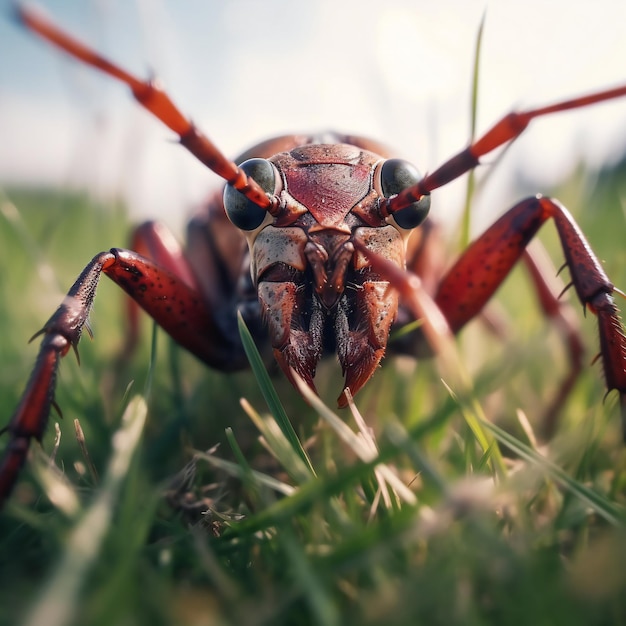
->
<box><xmin>0</xmin><ymin>248</ymin><xmax>249</xmax><ymax>507</ymax></box>
<box><xmin>434</xmin><ymin>195</ymin><xmax>626</xmax><ymax>435</ymax></box>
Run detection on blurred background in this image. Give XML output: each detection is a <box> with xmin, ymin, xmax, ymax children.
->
<box><xmin>1</xmin><ymin>0</ymin><xmax>625</xmax><ymax>234</ymax></box>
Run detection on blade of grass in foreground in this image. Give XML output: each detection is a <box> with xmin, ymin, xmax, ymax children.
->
<box><xmin>459</xmin><ymin>10</ymin><xmax>485</xmax><ymax>250</ymax></box>
<box><xmin>237</xmin><ymin>311</ymin><xmax>315</xmax><ymax>476</ymax></box>
<box><xmin>239</xmin><ymin>398</ymin><xmax>315</xmax><ymax>483</ymax></box>
<box><xmin>294</xmin><ymin>378</ymin><xmax>416</xmax><ymax>505</ymax></box>
<box><xmin>482</xmin><ymin>418</ymin><xmax>626</xmax><ymax>526</ymax></box>
<box><xmin>219</xmin><ymin>407</ymin><xmax>452</xmax><ymax>539</ymax></box>
<box><xmin>22</xmin><ymin>395</ymin><xmax>148</xmax><ymax>626</ymax></box>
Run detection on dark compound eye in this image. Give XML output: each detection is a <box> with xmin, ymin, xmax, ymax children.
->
<box><xmin>223</xmin><ymin>158</ymin><xmax>277</xmax><ymax>230</ymax></box>
<box><xmin>380</xmin><ymin>158</ymin><xmax>431</xmax><ymax>229</ymax></box>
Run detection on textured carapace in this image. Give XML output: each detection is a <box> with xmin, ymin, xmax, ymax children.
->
<box><xmin>223</xmin><ymin>142</ymin><xmax>430</xmax><ymax>406</ymax></box>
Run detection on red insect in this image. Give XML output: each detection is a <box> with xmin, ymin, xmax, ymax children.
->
<box><xmin>1</xmin><ymin>6</ymin><xmax>626</xmax><ymax>507</ymax></box>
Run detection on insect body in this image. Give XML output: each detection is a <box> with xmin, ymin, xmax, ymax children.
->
<box><xmin>1</xmin><ymin>6</ymin><xmax>626</xmax><ymax>508</ymax></box>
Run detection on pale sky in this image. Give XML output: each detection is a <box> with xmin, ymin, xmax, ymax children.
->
<box><xmin>1</xmin><ymin>0</ymin><xmax>625</xmax><ymax>233</ymax></box>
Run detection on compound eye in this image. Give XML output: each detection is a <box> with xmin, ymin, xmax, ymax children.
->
<box><xmin>223</xmin><ymin>158</ymin><xmax>278</xmax><ymax>230</ymax></box>
<box><xmin>380</xmin><ymin>158</ymin><xmax>431</xmax><ymax>229</ymax></box>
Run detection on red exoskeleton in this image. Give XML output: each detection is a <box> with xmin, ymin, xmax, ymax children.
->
<box><xmin>1</xmin><ymin>6</ymin><xmax>626</xmax><ymax>508</ymax></box>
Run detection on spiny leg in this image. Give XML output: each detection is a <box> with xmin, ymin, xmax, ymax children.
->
<box><xmin>0</xmin><ymin>248</ymin><xmax>247</xmax><ymax>507</ymax></box>
<box><xmin>0</xmin><ymin>253</ymin><xmax>114</xmax><ymax>507</ymax></box>
<box><xmin>396</xmin><ymin>226</ymin><xmax>585</xmax><ymax>417</ymax></box>
<box><xmin>434</xmin><ymin>195</ymin><xmax>626</xmax><ymax>435</ymax></box>
<box><xmin>520</xmin><ymin>245</ymin><xmax>584</xmax><ymax>435</ymax></box>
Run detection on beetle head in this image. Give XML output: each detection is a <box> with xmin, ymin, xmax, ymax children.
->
<box><xmin>223</xmin><ymin>143</ymin><xmax>430</xmax><ymax>406</ymax></box>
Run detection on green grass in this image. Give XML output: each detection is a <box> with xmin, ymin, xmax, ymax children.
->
<box><xmin>1</xmin><ymin>153</ymin><xmax>626</xmax><ymax>626</ymax></box>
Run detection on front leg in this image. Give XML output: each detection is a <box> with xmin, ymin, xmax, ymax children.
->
<box><xmin>434</xmin><ymin>195</ymin><xmax>626</xmax><ymax>434</ymax></box>
<box><xmin>0</xmin><ymin>248</ymin><xmax>248</xmax><ymax>507</ymax></box>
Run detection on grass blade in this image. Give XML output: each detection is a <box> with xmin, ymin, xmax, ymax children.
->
<box><xmin>481</xmin><ymin>418</ymin><xmax>626</xmax><ymax>526</ymax></box>
<box><xmin>237</xmin><ymin>311</ymin><xmax>315</xmax><ymax>475</ymax></box>
<box><xmin>459</xmin><ymin>10</ymin><xmax>485</xmax><ymax>249</ymax></box>
<box><xmin>22</xmin><ymin>395</ymin><xmax>148</xmax><ymax>626</ymax></box>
